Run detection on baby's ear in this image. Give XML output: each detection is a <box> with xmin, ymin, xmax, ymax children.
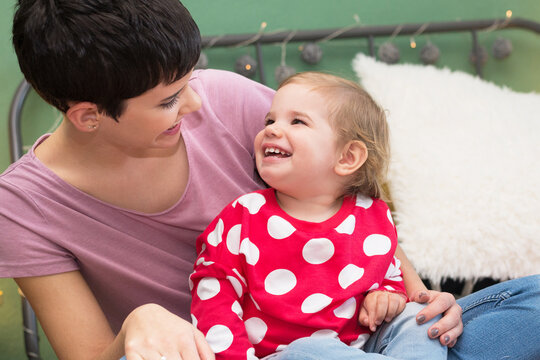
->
<box><xmin>66</xmin><ymin>102</ymin><xmax>101</xmax><ymax>132</ymax></box>
<box><xmin>335</xmin><ymin>140</ymin><xmax>367</xmax><ymax>176</ymax></box>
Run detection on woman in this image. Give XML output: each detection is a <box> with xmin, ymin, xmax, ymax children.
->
<box><xmin>1</xmin><ymin>1</ymin><xmax>538</xmax><ymax>359</ymax></box>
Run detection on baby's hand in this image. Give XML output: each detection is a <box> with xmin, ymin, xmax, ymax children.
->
<box><xmin>359</xmin><ymin>291</ymin><xmax>407</xmax><ymax>332</ymax></box>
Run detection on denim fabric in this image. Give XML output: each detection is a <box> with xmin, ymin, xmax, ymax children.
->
<box><xmin>268</xmin><ymin>302</ymin><xmax>446</xmax><ymax>360</ymax></box>
<box><xmin>449</xmin><ymin>274</ymin><xmax>540</xmax><ymax>360</ymax></box>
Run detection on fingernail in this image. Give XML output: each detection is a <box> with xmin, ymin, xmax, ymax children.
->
<box><xmin>417</xmin><ymin>315</ymin><xmax>425</xmax><ymax>324</ymax></box>
<box><xmin>444</xmin><ymin>335</ymin><xmax>450</xmax><ymax>344</ymax></box>
<box><xmin>419</xmin><ymin>291</ymin><xmax>427</xmax><ymax>299</ymax></box>
<box><xmin>430</xmin><ymin>328</ymin><xmax>439</xmax><ymax>337</ymax></box>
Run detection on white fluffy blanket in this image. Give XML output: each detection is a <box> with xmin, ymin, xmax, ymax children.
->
<box><xmin>352</xmin><ymin>54</ymin><xmax>540</xmax><ymax>284</ymax></box>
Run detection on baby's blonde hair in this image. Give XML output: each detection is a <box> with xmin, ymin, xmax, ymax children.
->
<box><xmin>279</xmin><ymin>72</ymin><xmax>389</xmax><ymax>199</ymax></box>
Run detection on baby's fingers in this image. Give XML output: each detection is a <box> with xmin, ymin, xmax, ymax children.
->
<box><xmin>358</xmin><ymin>306</ymin><xmax>370</xmax><ymax>327</ymax></box>
<box><xmin>370</xmin><ymin>294</ymin><xmax>388</xmax><ymax>332</ymax></box>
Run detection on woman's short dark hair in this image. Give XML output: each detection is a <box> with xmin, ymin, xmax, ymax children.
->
<box><xmin>12</xmin><ymin>0</ymin><xmax>201</xmax><ymax>119</ymax></box>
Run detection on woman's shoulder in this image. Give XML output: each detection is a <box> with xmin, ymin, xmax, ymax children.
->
<box><xmin>191</xmin><ymin>69</ymin><xmax>274</xmax><ymax>101</ymax></box>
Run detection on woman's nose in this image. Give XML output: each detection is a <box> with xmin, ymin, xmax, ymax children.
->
<box><xmin>179</xmin><ymin>85</ymin><xmax>202</xmax><ymax>115</ymax></box>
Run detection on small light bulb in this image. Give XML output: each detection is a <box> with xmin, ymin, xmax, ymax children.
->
<box><xmin>261</xmin><ymin>22</ymin><xmax>267</xmax><ymax>29</ymax></box>
<box><xmin>245</xmin><ymin>64</ymin><xmax>252</xmax><ymax>70</ymax></box>
<box><xmin>410</xmin><ymin>39</ymin><xmax>417</xmax><ymax>49</ymax></box>
<box><xmin>506</xmin><ymin>10</ymin><xmax>512</xmax><ymax>18</ymax></box>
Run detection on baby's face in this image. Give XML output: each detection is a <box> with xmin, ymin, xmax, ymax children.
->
<box><xmin>254</xmin><ymin>83</ymin><xmax>342</xmax><ymax>196</ymax></box>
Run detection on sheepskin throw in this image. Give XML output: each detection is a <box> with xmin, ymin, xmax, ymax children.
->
<box><xmin>352</xmin><ymin>54</ymin><xmax>540</xmax><ymax>285</ymax></box>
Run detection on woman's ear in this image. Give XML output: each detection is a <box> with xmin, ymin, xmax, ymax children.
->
<box><xmin>335</xmin><ymin>140</ymin><xmax>368</xmax><ymax>176</ymax></box>
<box><xmin>65</xmin><ymin>102</ymin><xmax>101</xmax><ymax>132</ymax></box>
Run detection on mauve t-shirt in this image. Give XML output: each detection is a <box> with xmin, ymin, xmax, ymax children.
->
<box><xmin>0</xmin><ymin>69</ymin><xmax>274</xmax><ymax>332</ymax></box>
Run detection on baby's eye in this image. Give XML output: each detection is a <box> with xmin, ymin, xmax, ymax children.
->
<box><xmin>264</xmin><ymin>118</ymin><xmax>275</xmax><ymax>126</ymax></box>
<box><xmin>291</xmin><ymin>118</ymin><xmax>306</xmax><ymax>125</ymax></box>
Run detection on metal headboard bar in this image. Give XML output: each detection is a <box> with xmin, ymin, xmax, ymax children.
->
<box><xmin>201</xmin><ymin>17</ymin><xmax>540</xmax><ymax>47</ymax></box>
<box><xmin>8</xmin><ymin>79</ymin><xmax>31</xmax><ymax>163</ymax></box>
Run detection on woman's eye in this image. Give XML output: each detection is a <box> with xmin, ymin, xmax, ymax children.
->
<box><xmin>264</xmin><ymin>119</ymin><xmax>275</xmax><ymax>126</ymax></box>
<box><xmin>291</xmin><ymin>119</ymin><xmax>306</xmax><ymax>125</ymax></box>
<box><xmin>160</xmin><ymin>96</ymin><xmax>179</xmax><ymax>109</ymax></box>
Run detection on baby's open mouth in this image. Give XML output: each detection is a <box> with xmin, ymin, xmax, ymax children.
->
<box><xmin>264</xmin><ymin>147</ymin><xmax>291</xmax><ymax>158</ymax></box>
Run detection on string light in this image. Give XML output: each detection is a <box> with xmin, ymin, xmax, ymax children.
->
<box><xmin>202</xmin><ymin>16</ymin><xmax>515</xmax><ymax>79</ymax></box>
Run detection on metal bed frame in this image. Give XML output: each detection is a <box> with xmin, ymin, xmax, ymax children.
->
<box><xmin>8</xmin><ymin>17</ymin><xmax>540</xmax><ymax>360</ymax></box>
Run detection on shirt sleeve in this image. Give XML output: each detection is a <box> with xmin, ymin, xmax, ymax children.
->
<box><xmin>193</xmin><ymin>69</ymin><xmax>275</xmax><ymax>154</ymax></box>
<box><xmin>379</xmin><ymin>256</ymin><xmax>408</xmax><ymax>297</ymax></box>
<box><xmin>368</xmin><ymin>200</ymin><xmax>407</xmax><ymax>298</ymax></box>
<box><xmin>0</xmin><ymin>177</ymin><xmax>78</xmax><ymax>277</ymax></box>
<box><xmin>190</xmin><ymin>202</ymin><xmax>258</xmax><ymax>360</ymax></box>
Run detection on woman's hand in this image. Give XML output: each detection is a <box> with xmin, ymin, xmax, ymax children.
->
<box><xmin>410</xmin><ymin>290</ymin><xmax>463</xmax><ymax>347</ymax></box>
<box><xmin>121</xmin><ymin>304</ymin><xmax>215</xmax><ymax>360</ymax></box>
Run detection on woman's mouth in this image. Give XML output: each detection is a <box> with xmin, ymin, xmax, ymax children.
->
<box><xmin>163</xmin><ymin>119</ymin><xmax>182</xmax><ymax>135</ymax></box>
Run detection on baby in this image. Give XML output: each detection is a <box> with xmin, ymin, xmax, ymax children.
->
<box><xmin>190</xmin><ymin>72</ymin><xmax>446</xmax><ymax>360</ymax></box>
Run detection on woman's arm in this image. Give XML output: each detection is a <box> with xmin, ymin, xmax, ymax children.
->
<box><xmin>395</xmin><ymin>245</ymin><xmax>463</xmax><ymax>347</ymax></box>
<box><xmin>16</xmin><ymin>271</ymin><xmax>214</xmax><ymax>360</ymax></box>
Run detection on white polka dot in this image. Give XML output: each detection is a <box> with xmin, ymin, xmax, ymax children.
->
<box><xmin>233</xmin><ymin>193</ymin><xmax>266</xmax><ymax>214</ymax></box>
<box><xmin>231</xmin><ymin>300</ymin><xmax>243</xmax><ymax>319</ymax></box>
<box><xmin>247</xmin><ymin>348</ymin><xmax>258</xmax><ymax>360</ymax></box>
<box><xmin>196</xmin><ymin>257</ymin><xmax>205</xmax><ymax>266</ymax></box>
<box><xmin>333</xmin><ymin>297</ymin><xmax>357</xmax><ymax>319</ymax></box>
<box><xmin>226</xmin><ymin>224</ymin><xmax>242</xmax><ymax>255</ymax></box>
<box><xmin>191</xmin><ymin>313</ymin><xmax>197</xmax><ymax>327</ymax></box>
<box><xmin>207</xmin><ymin>219</ymin><xmax>224</xmax><ymax>246</ymax></box>
<box><xmin>301</xmin><ymin>293</ymin><xmax>333</xmax><ymax>313</ymax></box>
<box><xmin>302</xmin><ymin>238</ymin><xmax>334</xmax><ymax>264</ymax></box>
<box><xmin>355</xmin><ymin>195</ymin><xmax>373</xmax><ymax>209</ymax></box>
<box><xmin>384</xmin><ymin>259</ymin><xmax>402</xmax><ymax>282</ymax></box>
<box><xmin>338</xmin><ymin>264</ymin><xmax>365</xmax><ymax>289</ymax></box>
<box><xmin>363</xmin><ymin>234</ymin><xmax>391</xmax><ymax>256</ymax></box>
<box><xmin>368</xmin><ymin>282</ymin><xmax>379</xmax><ymax>291</ymax></box>
<box><xmin>197</xmin><ymin>277</ymin><xmax>220</xmax><ymax>300</ymax></box>
<box><xmin>265</xmin><ymin>269</ymin><xmax>297</xmax><ymax>295</ymax></box>
<box><xmin>240</xmin><ymin>238</ymin><xmax>260</xmax><ymax>265</ymax></box>
<box><xmin>227</xmin><ymin>275</ymin><xmax>243</xmax><ymax>298</ymax></box>
<box><xmin>311</xmin><ymin>329</ymin><xmax>339</xmax><ymax>338</ymax></box>
<box><xmin>276</xmin><ymin>344</ymin><xmax>287</xmax><ymax>352</ymax></box>
<box><xmin>384</xmin><ymin>285</ymin><xmax>395</xmax><ymax>291</ymax></box>
<box><xmin>232</xmin><ymin>268</ymin><xmax>247</xmax><ymax>286</ymax></box>
<box><xmin>267</xmin><ymin>215</ymin><xmax>296</xmax><ymax>239</ymax></box>
<box><xmin>245</xmin><ymin>317</ymin><xmax>268</xmax><ymax>344</ymax></box>
<box><xmin>335</xmin><ymin>215</ymin><xmax>356</xmax><ymax>235</ymax></box>
<box><xmin>350</xmin><ymin>333</ymin><xmax>370</xmax><ymax>348</ymax></box>
<box><xmin>206</xmin><ymin>324</ymin><xmax>234</xmax><ymax>353</ymax></box>
<box><xmin>198</xmin><ymin>243</ymin><xmax>206</xmax><ymax>256</ymax></box>
<box><xmin>387</xmin><ymin>209</ymin><xmax>394</xmax><ymax>225</ymax></box>
<box><xmin>249</xmin><ymin>294</ymin><xmax>261</xmax><ymax>311</ymax></box>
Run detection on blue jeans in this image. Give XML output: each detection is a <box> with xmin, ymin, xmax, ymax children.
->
<box><xmin>270</xmin><ymin>275</ymin><xmax>540</xmax><ymax>360</ymax></box>
<box><xmin>449</xmin><ymin>274</ymin><xmax>540</xmax><ymax>360</ymax></box>
<box><xmin>268</xmin><ymin>302</ymin><xmax>446</xmax><ymax>360</ymax></box>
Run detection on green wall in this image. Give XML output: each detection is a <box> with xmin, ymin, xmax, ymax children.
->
<box><xmin>1</xmin><ymin>1</ymin><xmax>539</xmax><ymax>359</ymax></box>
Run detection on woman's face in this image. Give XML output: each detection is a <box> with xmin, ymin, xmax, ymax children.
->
<box><xmin>97</xmin><ymin>70</ymin><xmax>201</xmax><ymax>154</ymax></box>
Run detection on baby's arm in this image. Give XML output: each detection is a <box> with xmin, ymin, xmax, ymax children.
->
<box><xmin>190</xmin><ymin>207</ymin><xmax>258</xmax><ymax>360</ymax></box>
<box><xmin>358</xmin><ymin>257</ymin><xmax>407</xmax><ymax>331</ymax></box>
